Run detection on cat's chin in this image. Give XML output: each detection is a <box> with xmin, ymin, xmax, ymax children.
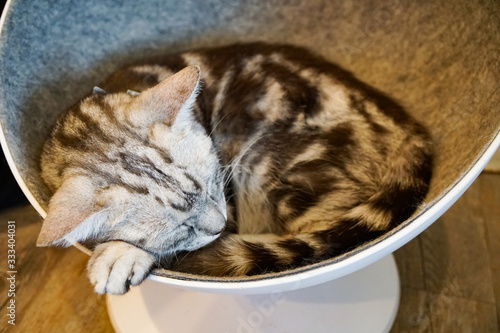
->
<box><xmin>153</xmin><ymin>233</ymin><xmax>221</xmax><ymax>257</ymax></box>
<box><xmin>180</xmin><ymin>233</ymin><xmax>221</xmax><ymax>252</ymax></box>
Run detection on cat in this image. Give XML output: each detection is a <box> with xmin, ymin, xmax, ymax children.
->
<box><xmin>36</xmin><ymin>43</ymin><xmax>432</xmax><ymax>295</ymax></box>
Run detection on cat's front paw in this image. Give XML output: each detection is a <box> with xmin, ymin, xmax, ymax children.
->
<box><xmin>87</xmin><ymin>241</ymin><xmax>156</xmax><ymax>295</ymax></box>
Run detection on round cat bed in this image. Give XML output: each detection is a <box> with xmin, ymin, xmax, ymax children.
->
<box><xmin>0</xmin><ymin>0</ymin><xmax>499</xmax><ymax>331</ymax></box>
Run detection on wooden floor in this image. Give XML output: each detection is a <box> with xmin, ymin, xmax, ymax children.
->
<box><xmin>0</xmin><ymin>172</ymin><xmax>499</xmax><ymax>333</ymax></box>
<box><xmin>391</xmin><ymin>172</ymin><xmax>500</xmax><ymax>333</ymax></box>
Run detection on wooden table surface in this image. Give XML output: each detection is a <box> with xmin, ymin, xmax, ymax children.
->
<box><xmin>1</xmin><ymin>172</ymin><xmax>499</xmax><ymax>333</ymax></box>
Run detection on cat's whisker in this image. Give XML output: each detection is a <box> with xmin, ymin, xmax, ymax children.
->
<box><xmin>174</xmin><ymin>250</ymin><xmax>192</xmax><ymax>267</ymax></box>
<box><xmin>224</xmin><ymin>193</ymin><xmax>236</xmax><ymax>201</ymax></box>
<box><xmin>224</xmin><ymin>134</ymin><xmax>268</xmax><ymax>187</ymax></box>
<box><xmin>209</xmin><ymin>112</ymin><xmax>230</xmax><ymax>137</ymax></box>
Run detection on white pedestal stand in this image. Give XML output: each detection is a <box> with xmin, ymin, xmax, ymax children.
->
<box><xmin>107</xmin><ymin>254</ymin><xmax>400</xmax><ymax>333</ymax></box>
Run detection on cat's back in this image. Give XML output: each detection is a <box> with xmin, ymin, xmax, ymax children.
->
<box><xmin>99</xmin><ymin>43</ymin><xmax>430</xmax><ymax>161</ymax></box>
<box><xmin>178</xmin><ymin>44</ymin><xmax>433</xmax><ymax>234</ymax></box>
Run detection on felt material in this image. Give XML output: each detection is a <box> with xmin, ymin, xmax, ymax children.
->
<box><xmin>0</xmin><ymin>0</ymin><xmax>499</xmax><ymax>281</ymax></box>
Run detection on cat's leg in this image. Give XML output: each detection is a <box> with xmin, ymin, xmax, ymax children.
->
<box><xmin>87</xmin><ymin>241</ymin><xmax>156</xmax><ymax>295</ymax></box>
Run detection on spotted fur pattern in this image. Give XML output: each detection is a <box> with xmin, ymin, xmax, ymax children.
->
<box><xmin>38</xmin><ymin>43</ymin><xmax>432</xmax><ymax>293</ymax></box>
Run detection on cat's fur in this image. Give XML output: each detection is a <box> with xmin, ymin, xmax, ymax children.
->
<box><xmin>37</xmin><ymin>43</ymin><xmax>432</xmax><ymax>294</ymax></box>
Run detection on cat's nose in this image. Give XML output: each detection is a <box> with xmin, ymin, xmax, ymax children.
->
<box><xmin>201</xmin><ymin>203</ymin><xmax>226</xmax><ymax>235</ymax></box>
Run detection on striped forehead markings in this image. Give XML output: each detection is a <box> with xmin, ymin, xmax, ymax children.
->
<box><xmin>119</xmin><ymin>152</ymin><xmax>180</xmax><ymax>190</ymax></box>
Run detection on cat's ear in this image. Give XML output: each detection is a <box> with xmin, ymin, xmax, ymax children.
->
<box><xmin>129</xmin><ymin>65</ymin><xmax>201</xmax><ymax>127</ymax></box>
<box><xmin>36</xmin><ymin>176</ymin><xmax>97</xmax><ymax>247</ymax></box>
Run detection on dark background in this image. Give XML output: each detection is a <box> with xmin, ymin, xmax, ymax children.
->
<box><xmin>0</xmin><ymin>0</ymin><xmax>29</xmax><ymax>209</ymax></box>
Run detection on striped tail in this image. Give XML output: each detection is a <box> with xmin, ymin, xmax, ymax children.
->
<box><xmin>171</xmin><ymin>223</ymin><xmax>388</xmax><ymax>277</ymax></box>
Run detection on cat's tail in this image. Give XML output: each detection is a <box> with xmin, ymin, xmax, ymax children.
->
<box><xmin>170</xmin><ymin>222</ymin><xmax>388</xmax><ymax>277</ymax></box>
<box><xmin>171</xmin><ymin>186</ymin><xmax>424</xmax><ymax>276</ymax></box>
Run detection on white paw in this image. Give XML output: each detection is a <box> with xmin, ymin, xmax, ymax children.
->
<box><xmin>87</xmin><ymin>241</ymin><xmax>156</xmax><ymax>295</ymax></box>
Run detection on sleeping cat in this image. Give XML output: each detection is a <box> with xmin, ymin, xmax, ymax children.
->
<box><xmin>36</xmin><ymin>43</ymin><xmax>432</xmax><ymax>295</ymax></box>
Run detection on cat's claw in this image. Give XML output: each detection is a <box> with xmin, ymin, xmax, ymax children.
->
<box><xmin>87</xmin><ymin>241</ymin><xmax>156</xmax><ymax>295</ymax></box>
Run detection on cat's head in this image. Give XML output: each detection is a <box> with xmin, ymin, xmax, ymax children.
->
<box><xmin>37</xmin><ymin>66</ymin><xmax>227</xmax><ymax>255</ymax></box>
